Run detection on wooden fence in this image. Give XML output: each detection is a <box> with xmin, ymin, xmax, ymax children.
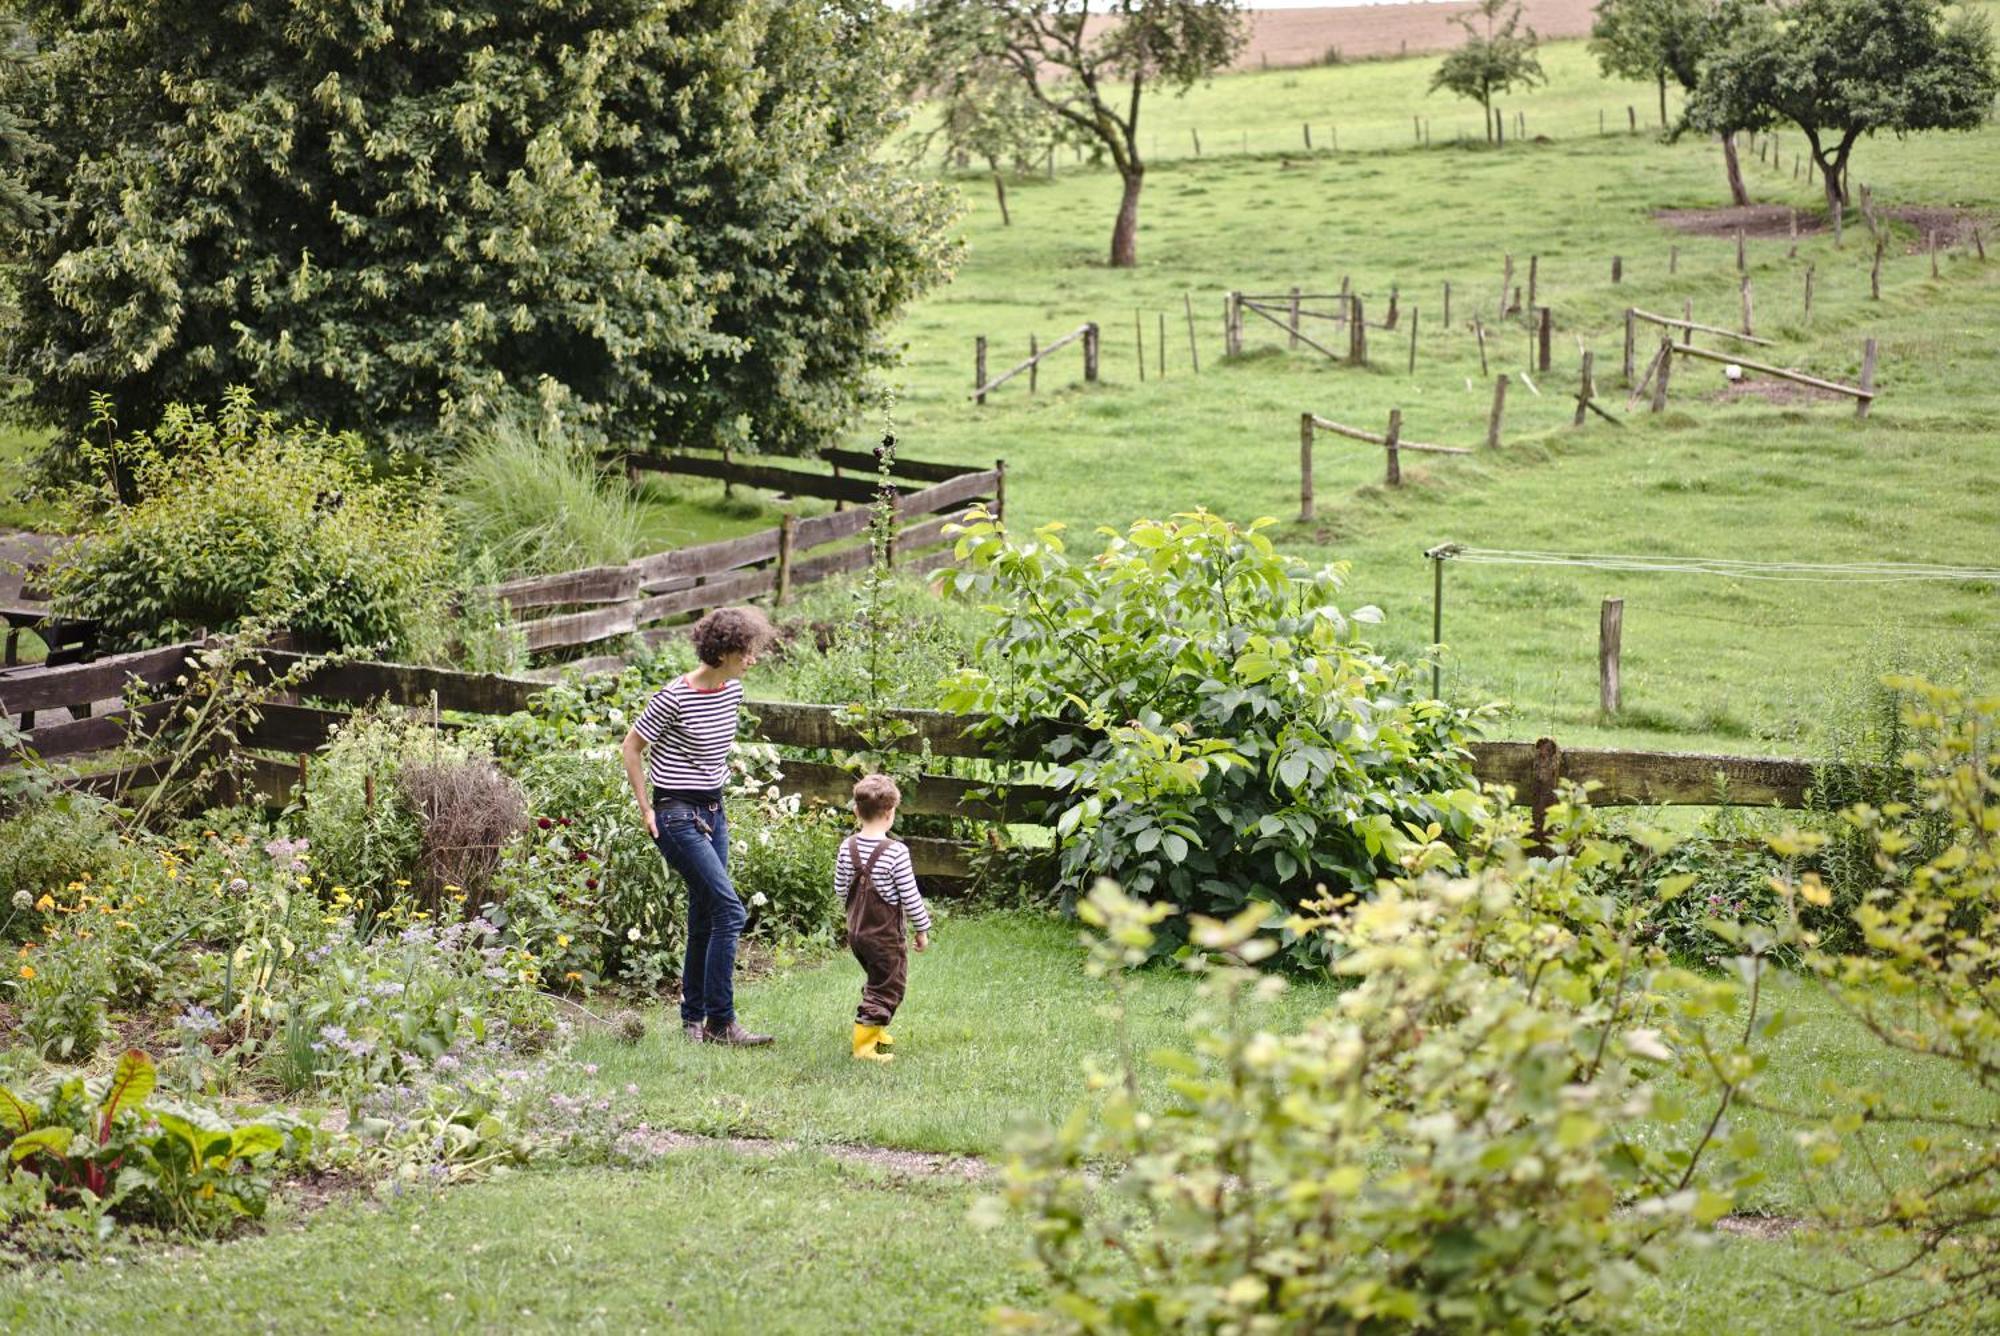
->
<box><xmin>5</xmin><ymin>646</ymin><xmax>1868</xmax><ymax>881</ymax></box>
<box><xmin>484</xmin><ymin>453</ymin><xmax>1002</xmax><ymax>659</ymax></box>
<box><xmin>973</xmin><ymin>323</ymin><xmax>1099</xmax><ymax>402</ymax></box>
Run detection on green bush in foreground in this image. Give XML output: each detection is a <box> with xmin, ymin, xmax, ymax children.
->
<box><xmin>943</xmin><ymin>508</ymin><xmax>1487</xmax><ymax>967</ymax></box>
<box><xmin>46</xmin><ymin>393</ymin><xmax>450</xmax><ymax>654</ymax></box>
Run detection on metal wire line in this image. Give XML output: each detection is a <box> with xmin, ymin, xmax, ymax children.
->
<box><xmin>1440</xmin><ymin>546</ymin><xmax>2000</xmax><ymax>585</ymax></box>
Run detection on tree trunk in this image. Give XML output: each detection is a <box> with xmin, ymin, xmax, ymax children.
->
<box><xmin>1820</xmin><ymin>151</ymin><xmax>1847</xmax><ymax>213</ymax></box>
<box><xmin>1658</xmin><ymin>73</ymin><xmax>1668</xmax><ymax>130</ymax></box>
<box><xmin>1110</xmin><ymin>167</ymin><xmax>1143</xmax><ymax>268</ymax></box>
<box><xmin>1721</xmin><ymin>133</ymin><xmax>1749</xmax><ymax>207</ymax></box>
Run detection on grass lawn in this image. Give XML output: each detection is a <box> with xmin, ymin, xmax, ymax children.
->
<box><xmin>0</xmin><ymin>912</ymin><xmax>1985</xmax><ymax>1333</ymax></box>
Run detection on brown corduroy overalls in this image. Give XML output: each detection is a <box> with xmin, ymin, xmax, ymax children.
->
<box><xmin>844</xmin><ymin>838</ymin><xmax>907</xmax><ymax>1026</ymax></box>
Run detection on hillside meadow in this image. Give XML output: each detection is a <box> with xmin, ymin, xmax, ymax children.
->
<box><xmin>847</xmin><ymin>25</ymin><xmax>2000</xmax><ymax>757</ymax></box>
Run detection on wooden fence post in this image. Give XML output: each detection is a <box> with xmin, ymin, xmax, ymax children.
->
<box><xmin>1486</xmin><ymin>373</ymin><xmax>1508</xmax><ymax>448</ymax></box>
<box><xmin>1930</xmin><ymin>229</ymin><xmax>1940</xmax><ymax>278</ymax></box>
<box><xmin>1084</xmin><ymin>323</ymin><xmax>1100</xmax><ymax>380</ymax></box>
<box><xmin>1135</xmin><ymin>310</ymin><xmax>1145</xmax><ymax>383</ymax></box>
<box><xmin>1299</xmin><ymin>413</ymin><xmax>1315</xmax><ymax>523</ymax></box>
<box><xmin>1474</xmin><ymin>317</ymin><xmax>1489</xmax><ymax>376</ymax></box>
<box><xmin>1735</xmin><ymin>228</ymin><xmax>1746</xmax><ymax>273</ymax></box>
<box><xmin>1184</xmin><ymin>293</ymin><xmax>1200</xmax><ymax>373</ymax></box>
<box><xmin>1191</xmin><ymin>128</ymin><xmax>1201</xmax><ymax>157</ymax></box>
<box><xmin>1573</xmin><ymin>350</ymin><xmax>1595</xmax><ymax>426</ymax></box>
<box><xmin>994</xmin><ymin>458</ymin><xmax>1007</xmax><ymax>524</ymax></box>
<box><xmin>1383</xmin><ymin>408</ymin><xmax>1402</xmax><ymax>487</ymax></box>
<box><xmin>1443</xmin><ymin>280</ymin><xmax>1452</xmax><ymax>327</ymax></box>
<box><xmin>1537</xmin><ymin>307</ymin><xmax>1552</xmax><ymax>373</ymax></box>
<box><xmin>775</xmin><ymin>513</ymin><xmax>796</xmax><ymax>605</ymax></box>
<box><xmin>1303</xmin><ymin>122</ymin><xmax>1312</xmax><ymax>150</ymax></box>
<box><xmin>1622</xmin><ymin>308</ymin><xmax>1636</xmax><ymax>382</ymax></box>
<box><xmin>1407</xmin><ymin>306</ymin><xmax>1419</xmax><ymax>375</ymax></box>
<box><xmin>975</xmin><ymin>336</ymin><xmax>988</xmax><ymax>404</ymax></box>
<box><xmin>1526</xmin><ymin>255</ymin><xmax>1538</xmax><ymax>323</ymax></box>
<box><xmin>1386</xmin><ymin>285</ymin><xmax>1400</xmax><ymax>330</ymax></box>
<box><xmin>1803</xmin><ymin>264</ymin><xmax>1815</xmax><ymax>324</ymax></box>
<box><xmin>1788</xmin><ymin>208</ymin><xmax>1799</xmax><ymax>258</ymax></box>
<box><xmin>1224</xmin><ymin>293</ymin><xmax>1240</xmax><ymax>357</ymax></box>
<box><xmin>993</xmin><ymin>173</ymin><xmax>1009</xmax><ymax>227</ymax></box>
<box><xmin>1349</xmin><ymin>297</ymin><xmax>1367</xmax><ymax>365</ymax></box>
<box><xmin>1871</xmin><ymin>238</ymin><xmax>1883</xmax><ymax>299</ymax></box>
<box><xmin>1627</xmin><ymin>105</ymin><xmax>1637</xmax><ymax>132</ymax></box>
<box><xmin>1498</xmin><ymin>253</ymin><xmax>1513</xmax><ymax>320</ymax></box>
<box><xmin>1029</xmin><ymin>333</ymin><xmax>1039</xmax><ymax>394</ymax></box>
<box><xmin>1740</xmin><ymin>274</ymin><xmax>1754</xmax><ymax>337</ymax></box>
<box><xmin>1530</xmin><ymin>736</ymin><xmax>1562</xmax><ymax>850</ymax></box>
<box><xmin>1611</xmin><ymin>255</ymin><xmax>1622</xmax><ymax>284</ymax></box>
<box><xmin>1651</xmin><ymin>338</ymin><xmax>1673</xmax><ymax>412</ymax></box>
<box><xmin>1857</xmin><ymin>337</ymin><xmax>1877</xmax><ymax>420</ymax></box>
<box><xmin>1974</xmin><ymin>226</ymin><xmax>1986</xmax><ymax>261</ymax></box>
<box><xmin>1289</xmin><ymin>286</ymin><xmax>1301</xmax><ymax>349</ymax></box>
<box><xmin>1599</xmin><ymin>597</ymin><xmax>1623</xmax><ymax>714</ymax></box>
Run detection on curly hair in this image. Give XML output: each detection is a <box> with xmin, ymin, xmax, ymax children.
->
<box><xmin>689</xmin><ymin>605</ymin><xmax>774</xmax><ymax>667</ymax></box>
<box><xmin>851</xmin><ymin>773</ymin><xmax>901</xmax><ymax>821</ymax></box>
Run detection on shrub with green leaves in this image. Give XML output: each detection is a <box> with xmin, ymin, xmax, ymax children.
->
<box><xmin>444</xmin><ymin>420</ymin><xmax>646</xmax><ymax>579</ymax></box>
<box><xmin>45</xmin><ymin>393</ymin><xmax>450</xmax><ymax>654</ymax></box>
<box><xmin>0</xmin><ymin>792</ymin><xmax>122</xmax><ymax>928</ymax></box>
<box><xmin>989</xmin><ymin>805</ymin><xmax>1781</xmax><ymax>1332</ymax></box>
<box><xmin>942</xmin><ymin>508</ymin><xmax>1487</xmax><ymax>966</ymax></box>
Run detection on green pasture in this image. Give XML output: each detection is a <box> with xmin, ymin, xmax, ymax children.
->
<box><xmin>0</xmin><ymin>914</ymin><xmax>1983</xmax><ymax>1332</ymax></box>
<box><xmin>818</xmin><ymin>27</ymin><xmax>2000</xmax><ymax>758</ymax></box>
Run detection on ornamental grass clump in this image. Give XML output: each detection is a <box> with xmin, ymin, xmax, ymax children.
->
<box><xmin>942</xmin><ymin>507</ymin><xmax>1489</xmax><ymax>967</ymax></box>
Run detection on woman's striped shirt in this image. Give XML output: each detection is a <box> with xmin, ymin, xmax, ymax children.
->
<box><xmin>632</xmin><ymin>675</ymin><xmax>743</xmax><ymax>796</ymax></box>
<box><xmin>833</xmin><ymin>836</ymin><xmax>931</xmax><ymax>933</ymax></box>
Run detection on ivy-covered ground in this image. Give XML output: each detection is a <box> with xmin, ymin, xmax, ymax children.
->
<box><xmin>0</xmin><ymin>913</ymin><xmax>1984</xmax><ymax>1333</ymax></box>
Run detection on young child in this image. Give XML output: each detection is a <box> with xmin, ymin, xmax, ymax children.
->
<box><xmin>836</xmin><ymin>774</ymin><xmax>930</xmax><ymax>1063</ymax></box>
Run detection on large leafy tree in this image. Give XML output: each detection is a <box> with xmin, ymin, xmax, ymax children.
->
<box><xmin>1430</xmin><ymin>0</ymin><xmax>1547</xmax><ymax>144</ymax></box>
<box><xmin>915</xmin><ymin>0</ymin><xmax>1247</xmax><ymax>269</ymax></box>
<box><xmin>1591</xmin><ymin>0</ymin><xmax>1753</xmax><ymax>204</ymax></box>
<box><xmin>1686</xmin><ymin>0</ymin><xmax>1998</xmax><ymax>213</ymax></box>
<box><xmin>0</xmin><ymin>0</ymin><xmax>957</xmax><ymax>461</ymax></box>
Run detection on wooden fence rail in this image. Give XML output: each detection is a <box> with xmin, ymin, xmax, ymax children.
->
<box><xmin>972</xmin><ymin>323</ymin><xmax>1097</xmax><ymax>402</ymax></box>
<box><xmin>483</xmin><ymin>459</ymin><xmax>1002</xmax><ymax>657</ymax></box>
<box><xmin>1300</xmin><ymin>411</ymin><xmax>1473</xmax><ymax>515</ymax></box>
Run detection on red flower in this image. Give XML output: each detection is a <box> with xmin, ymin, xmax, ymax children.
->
<box><xmin>537</xmin><ymin>818</ymin><xmax>553</xmax><ymax>830</ymax></box>
<box><xmin>585</xmin><ymin>879</ymin><xmax>599</xmax><ymax>890</ymax></box>
<box><xmin>559</xmin><ymin>817</ymin><xmax>572</xmax><ymax>827</ymax></box>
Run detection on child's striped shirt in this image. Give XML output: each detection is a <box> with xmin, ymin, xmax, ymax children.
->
<box><xmin>632</xmin><ymin>675</ymin><xmax>743</xmax><ymax>796</ymax></box>
<box><xmin>834</xmin><ymin>836</ymin><xmax>931</xmax><ymax>933</ymax></box>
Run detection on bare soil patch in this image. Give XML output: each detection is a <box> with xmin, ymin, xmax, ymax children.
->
<box><xmin>1711</xmin><ymin>376</ymin><xmax>1853</xmax><ymax>407</ymax></box>
<box><xmin>1716</xmin><ymin>1213</ymin><xmax>1807</xmax><ymax>1241</ymax></box>
<box><xmin>1080</xmin><ymin>1</ymin><xmax>1599</xmax><ymax>72</ymax></box>
<box><xmin>1654</xmin><ymin>204</ymin><xmax>1827</xmax><ymax>238</ymax></box>
<box><xmin>1883</xmin><ymin>205</ymin><xmax>1979</xmax><ymax>251</ymax></box>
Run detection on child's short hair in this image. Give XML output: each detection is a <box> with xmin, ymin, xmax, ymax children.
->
<box><xmin>852</xmin><ymin>773</ymin><xmax>901</xmax><ymax>821</ymax></box>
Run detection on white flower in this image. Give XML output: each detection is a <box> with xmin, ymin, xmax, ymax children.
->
<box><xmin>750</xmin><ymin>892</ymin><xmax>769</xmax><ymax>908</ymax></box>
<box><xmin>10</xmin><ymin>890</ymin><xmax>31</xmax><ymax>910</ymax></box>
<box><xmin>627</xmin><ymin>927</ymin><xmax>641</xmax><ymax>942</ymax></box>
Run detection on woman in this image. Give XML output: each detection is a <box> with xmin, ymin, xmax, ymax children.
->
<box><xmin>621</xmin><ymin>605</ymin><xmax>776</xmax><ymax>1047</ymax></box>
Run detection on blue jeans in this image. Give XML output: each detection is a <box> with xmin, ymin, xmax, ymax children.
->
<box><xmin>651</xmin><ymin>800</ymin><xmax>744</xmax><ymax>1027</ymax></box>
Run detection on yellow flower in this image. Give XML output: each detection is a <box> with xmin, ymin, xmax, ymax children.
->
<box><xmin>77</xmin><ymin>930</ymin><xmax>92</xmax><ymax>941</ymax></box>
<box><xmin>33</xmin><ymin>894</ymin><xmax>53</xmax><ymax>912</ymax></box>
<box><xmin>17</xmin><ymin>965</ymin><xmax>33</xmax><ymax>980</ymax></box>
<box><xmin>564</xmin><ymin>971</ymin><xmax>582</xmax><ymax>982</ymax></box>
<box><xmin>555</xmin><ymin>934</ymin><xmax>571</xmax><ymax>948</ymax></box>
<box><xmin>115</xmin><ymin>920</ymin><xmax>136</xmax><ymax>930</ymax></box>
<box><xmin>202</xmin><ymin>830</ymin><xmax>217</xmax><ymax>839</ymax></box>
<box><xmin>394</xmin><ymin>879</ymin><xmax>411</xmax><ymax>888</ymax></box>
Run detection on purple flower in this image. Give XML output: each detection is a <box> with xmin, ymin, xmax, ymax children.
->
<box><xmin>175</xmin><ymin>1005</ymin><xmax>220</xmax><ymax>1038</ymax></box>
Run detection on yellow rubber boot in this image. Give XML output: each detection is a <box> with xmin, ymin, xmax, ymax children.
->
<box><xmin>874</xmin><ymin>1030</ymin><xmax>895</xmax><ymax>1051</ymax></box>
<box><xmin>851</xmin><ymin>1023</ymin><xmax>894</xmax><ymax>1063</ymax></box>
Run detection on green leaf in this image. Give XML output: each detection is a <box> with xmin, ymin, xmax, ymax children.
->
<box><xmin>8</xmin><ymin>1126</ymin><xmax>73</xmax><ymax>1162</ymax></box>
<box><xmin>102</xmin><ymin>1050</ymin><xmax>156</xmax><ymax>1124</ymax></box>
<box><xmin>229</xmin><ymin>1125</ymin><xmax>286</xmax><ymax>1159</ymax></box>
<box><xmin>0</xmin><ymin>1085</ymin><xmax>36</xmax><ymax>1135</ymax></box>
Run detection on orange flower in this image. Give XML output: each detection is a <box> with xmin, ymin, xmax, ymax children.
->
<box><xmin>17</xmin><ymin>965</ymin><xmax>34</xmax><ymax>980</ymax></box>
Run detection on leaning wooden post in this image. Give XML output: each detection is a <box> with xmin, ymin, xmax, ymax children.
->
<box><xmin>1029</xmin><ymin>333</ymin><xmax>1039</xmax><ymax>394</ymax></box>
<box><xmin>1621</xmin><ymin>308</ymin><xmax>1636</xmax><ymax>383</ymax></box>
<box><xmin>1407</xmin><ymin>306</ymin><xmax>1420</xmax><ymax>375</ymax></box>
<box><xmin>1383</xmin><ymin>408</ymin><xmax>1403</xmax><ymax>487</ymax></box>
<box><xmin>1299</xmin><ymin>413</ymin><xmax>1315</xmax><ymax>522</ymax></box>
<box><xmin>1537</xmin><ymin>307</ymin><xmax>1552</xmax><ymax>373</ymax></box>
<box><xmin>1599</xmin><ymin>597</ymin><xmax>1623</xmax><ymax>715</ymax></box>
<box><xmin>775</xmin><ymin>513</ymin><xmax>797</xmax><ymax>606</ymax></box>
<box><xmin>1651</xmin><ymin>338</ymin><xmax>1673</xmax><ymax>412</ymax></box>
<box><xmin>1857</xmin><ymin>337</ymin><xmax>1878</xmax><ymax>420</ymax></box>
<box><xmin>1974</xmin><ymin>226</ymin><xmax>1987</xmax><ymax>261</ymax></box>
<box><xmin>1474</xmin><ymin>317</ymin><xmax>1490</xmax><ymax>376</ymax></box>
<box><xmin>975</xmin><ymin>335</ymin><xmax>988</xmax><ymax>405</ymax></box>
<box><xmin>1184</xmin><ymin>292</ymin><xmax>1200</xmax><ymax>372</ymax></box>
<box><xmin>1288</xmin><ymin>286</ymin><xmax>1301</xmax><ymax>350</ymax></box>
<box><xmin>1302</xmin><ymin>122</ymin><xmax>1312</xmax><ymax>150</ymax></box>
<box><xmin>1871</xmin><ymin>238</ymin><xmax>1883</xmax><ymax>299</ymax></box>
<box><xmin>1486</xmin><ymin>373</ymin><xmax>1509</xmax><ymax>448</ymax></box>
<box><xmin>1083</xmin><ymin>322</ymin><xmax>1100</xmax><ymax>380</ymax></box>
<box><xmin>1349</xmin><ymin>296</ymin><xmax>1367</xmax><ymax>365</ymax></box>
<box><xmin>1573</xmin><ymin>350</ymin><xmax>1596</xmax><ymax>427</ymax></box>
<box><xmin>1190</xmin><ymin>127</ymin><xmax>1201</xmax><ymax>157</ymax></box>
<box><xmin>1802</xmin><ymin>264</ymin><xmax>1815</xmax><ymax>323</ymax></box>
